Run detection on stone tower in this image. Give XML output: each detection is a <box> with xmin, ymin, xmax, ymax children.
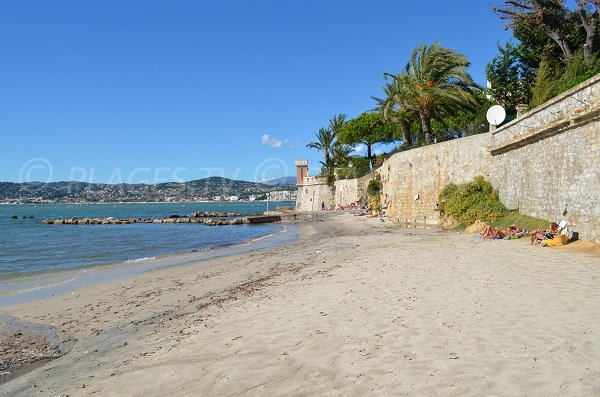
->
<box><xmin>295</xmin><ymin>160</ymin><xmax>308</xmax><ymax>185</ymax></box>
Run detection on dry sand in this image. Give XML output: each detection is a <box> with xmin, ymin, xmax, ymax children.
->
<box><xmin>1</xmin><ymin>215</ymin><xmax>599</xmax><ymax>396</ymax></box>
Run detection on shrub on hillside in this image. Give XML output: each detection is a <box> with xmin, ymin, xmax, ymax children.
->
<box><xmin>530</xmin><ymin>56</ymin><xmax>559</xmax><ymax>108</ymax></box>
<box><xmin>438</xmin><ymin>176</ymin><xmax>507</xmax><ymax>225</ymax></box>
<box><xmin>530</xmin><ymin>51</ymin><xmax>600</xmax><ymax>109</ymax></box>
<box><xmin>557</xmin><ymin>51</ymin><xmax>600</xmax><ymax>93</ymax></box>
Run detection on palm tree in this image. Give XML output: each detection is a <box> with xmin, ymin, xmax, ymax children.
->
<box><xmin>328</xmin><ymin>113</ymin><xmax>346</xmax><ymax>138</ymax></box>
<box><xmin>307</xmin><ymin>127</ymin><xmax>336</xmax><ymax>173</ymax></box>
<box><xmin>374</xmin><ymin>71</ymin><xmax>417</xmax><ymax>146</ymax></box>
<box><xmin>306</xmin><ymin>114</ymin><xmax>347</xmax><ymax>182</ymax></box>
<box><xmin>393</xmin><ymin>42</ymin><xmax>480</xmax><ymax>145</ymax></box>
<box><xmin>331</xmin><ymin>142</ymin><xmax>353</xmax><ymax>167</ymax></box>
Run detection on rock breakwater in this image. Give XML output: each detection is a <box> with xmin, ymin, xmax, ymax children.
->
<box><xmin>41</xmin><ymin>214</ymin><xmax>281</xmax><ymax>226</ymax></box>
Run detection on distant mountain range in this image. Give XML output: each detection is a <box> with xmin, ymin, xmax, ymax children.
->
<box><xmin>0</xmin><ymin>177</ymin><xmax>296</xmax><ymax>203</ymax></box>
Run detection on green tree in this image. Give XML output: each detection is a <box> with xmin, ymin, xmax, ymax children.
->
<box><xmin>338</xmin><ymin>112</ymin><xmax>399</xmax><ymax>160</ymax></box>
<box><xmin>490</xmin><ymin>0</ymin><xmax>600</xmax><ymax>109</ymax></box>
<box><xmin>307</xmin><ymin>127</ymin><xmax>336</xmax><ymax>177</ymax></box>
<box><xmin>306</xmin><ymin>114</ymin><xmax>347</xmax><ymax>183</ymax></box>
<box><xmin>492</xmin><ymin>0</ymin><xmax>600</xmax><ymax>65</ymax></box>
<box><xmin>432</xmin><ymin>90</ymin><xmax>494</xmax><ymax>138</ymax></box>
<box><xmin>331</xmin><ymin>142</ymin><xmax>353</xmax><ymax>168</ymax></box>
<box><xmin>530</xmin><ymin>54</ymin><xmax>560</xmax><ymax>107</ymax></box>
<box><xmin>492</xmin><ymin>0</ymin><xmax>576</xmax><ymax>59</ymax></box>
<box><xmin>486</xmin><ymin>41</ymin><xmax>536</xmax><ymax>110</ymax></box>
<box><xmin>328</xmin><ymin>113</ymin><xmax>347</xmax><ymax>138</ymax></box>
<box><xmin>374</xmin><ymin>72</ymin><xmax>419</xmax><ymax>146</ymax></box>
<box><xmin>394</xmin><ymin>42</ymin><xmax>480</xmax><ymax>145</ymax></box>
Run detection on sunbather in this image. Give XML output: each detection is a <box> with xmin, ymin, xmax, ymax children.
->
<box><xmin>480</xmin><ymin>225</ymin><xmax>506</xmax><ymax>239</ymax></box>
<box><xmin>530</xmin><ymin>222</ymin><xmax>558</xmax><ymax>245</ymax></box>
<box><xmin>480</xmin><ymin>225</ymin><xmax>526</xmax><ymax>240</ymax></box>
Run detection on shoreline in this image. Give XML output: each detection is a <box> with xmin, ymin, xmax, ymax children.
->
<box><xmin>1</xmin><ymin>215</ymin><xmax>599</xmax><ymax>396</ymax></box>
<box><xmin>0</xmin><ymin>221</ymin><xmax>300</xmax><ymax>307</ymax></box>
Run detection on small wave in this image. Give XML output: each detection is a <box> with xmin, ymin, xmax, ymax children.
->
<box><xmin>238</xmin><ymin>225</ymin><xmax>288</xmax><ymax>246</ymax></box>
<box><xmin>0</xmin><ymin>276</ymin><xmax>79</xmax><ymax>297</ymax></box>
<box><xmin>125</xmin><ymin>256</ymin><xmax>156</xmax><ymax>264</ymax></box>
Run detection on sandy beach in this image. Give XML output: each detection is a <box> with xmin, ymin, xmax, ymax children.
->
<box><xmin>1</xmin><ymin>215</ymin><xmax>599</xmax><ymax>396</ymax></box>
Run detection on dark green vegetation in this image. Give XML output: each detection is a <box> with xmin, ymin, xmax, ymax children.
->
<box><xmin>0</xmin><ymin>177</ymin><xmax>294</xmax><ymax>203</ymax></box>
<box><xmin>338</xmin><ymin>113</ymin><xmax>400</xmax><ymax>161</ymax></box>
<box><xmin>367</xmin><ymin>174</ymin><xmax>381</xmax><ymax>197</ymax></box>
<box><xmin>488</xmin><ymin>1</ymin><xmax>600</xmax><ymax>111</ymax></box>
<box><xmin>438</xmin><ymin>176</ymin><xmax>507</xmax><ymax>226</ymax></box>
<box><xmin>438</xmin><ymin>176</ymin><xmax>551</xmax><ymax>231</ymax></box>
<box><xmin>383</xmin><ymin>43</ymin><xmax>482</xmax><ymax>145</ymax></box>
<box><xmin>334</xmin><ymin>157</ymin><xmax>371</xmax><ymax>180</ymax></box>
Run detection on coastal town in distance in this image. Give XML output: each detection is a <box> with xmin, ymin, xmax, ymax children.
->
<box><xmin>0</xmin><ymin>177</ymin><xmax>297</xmax><ymax>204</ymax></box>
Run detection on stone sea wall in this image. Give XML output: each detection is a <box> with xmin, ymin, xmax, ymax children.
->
<box><xmin>379</xmin><ymin>133</ymin><xmax>492</xmax><ymax>225</ymax></box>
<box><xmin>295</xmin><ymin>177</ymin><xmax>335</xmax><ymax>212</ymax></box>
<box><xmin>334</xmin><ymin>173</ymin><xmax>373</xmax><ymax>207</ymax></box>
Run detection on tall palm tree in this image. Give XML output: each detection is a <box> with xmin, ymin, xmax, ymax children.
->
<box><xmin>306</xmin><ymin>114</ymin><xmax>347</xmax><ymax>181</ymax></box>
<box><xmin>395</xmin><ymin>42</ymin><xmax>480</xmax><ymax>145</ymax></box>
<box><xmin>307</xmin><ymin>127</ymin><xmax>336</xmax><ymax>173</ymax></box>
<box><xmin>328</xmin><ymin>113</ymin><xmax>346</xmax><ymax>138</ymax></box>
<box><xmin>374</xmin><ymin>71</ymin><xmax>417</xmax><ymax>146</ymax></box>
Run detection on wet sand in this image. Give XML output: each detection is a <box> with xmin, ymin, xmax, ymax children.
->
<box><xmin>1</xmin><ymin>215</ymin><xmax>599</xmax><ymax>396</ymax></box>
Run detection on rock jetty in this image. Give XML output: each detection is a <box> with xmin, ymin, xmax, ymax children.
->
<box><xmin>191</xmin><ymin>211</ymin><xmax>242</xmax><ymax>218</ymax></box>
<box><xmin>41</xmin><ymin>214</ymin><xmax>281</xmax><ymax>226</ymax></box>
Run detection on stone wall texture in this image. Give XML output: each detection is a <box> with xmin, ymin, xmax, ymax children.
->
<box><xmin>379</xmin><ymin>134</ymin><xmax>492</xmax><ymax>225</ymax></box>
<box><xmin>334</xmin><ymin>173</ymin><xmax>373</xmax><ymax>207</ymax></box>
<box><xmin>295</xmin><ymin>177</ymin><xmax>335</xmax><ymax>212</ymax></box>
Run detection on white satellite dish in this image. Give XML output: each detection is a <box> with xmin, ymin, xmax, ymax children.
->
<box><xmin>486</xmin><ymin>105</ymin><xmax>506</xmax><ymax>126</ymax></box>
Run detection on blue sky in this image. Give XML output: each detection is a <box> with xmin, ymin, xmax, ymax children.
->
<box><xmin>0</xmin><ymin>1</ymin><xmax>512</xmax><ymax>184</ymax></box>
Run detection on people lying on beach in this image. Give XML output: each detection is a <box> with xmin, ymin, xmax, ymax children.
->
<box><xmin>480</xmin><ymin>225</ymin><xmax>506</xmax><ymax>239</ymax></box>
<box><xmin>480</xmin><ymin>225</ymin><xmax>527</xmax><ymax>240</ymax></box>
<box><xmin>502</xmin><ymin>225</ymin><xmax>528</xmax><ymax>239</ymax></box>
<box><xmin>530</xmin><ymin>222</ymin><xmax>558</xmax><ymax>245</ymax></box>
<box><xmin>337</xmin><ymin>201</ymin><xmax>363</xmax><ymax>211</ymax></box>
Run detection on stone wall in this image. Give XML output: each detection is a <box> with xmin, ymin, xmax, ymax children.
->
<box><xmin>295</xmin><ymin>177</ymin><xmax>335</xmax><ymax>212</ymax></box>
<box><xmin>379</xmin><ymin>134</ymin><xmax>492</xmax><ymax>225</ymax></box>
<box><xmin>489</xmin><ymin>76</ymin><xmax>600</xmax><ymax>242</ymax></box>
<box><xmin>334</xmin><ymin>173</ymin><xmax>373</xmax><ymax>207</ymax></box>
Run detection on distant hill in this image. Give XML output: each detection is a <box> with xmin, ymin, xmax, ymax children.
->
<box><xmin>265</xmin><ymin>176</ymin><xmax>296</xmax><ymax>185</ymax></box>
<box><xmin>0</xmin><ymin>176</ymin><xmax>296</xmax><ymax>203</ymax></box>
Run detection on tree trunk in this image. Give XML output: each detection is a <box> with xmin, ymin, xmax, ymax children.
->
<box><xmin>578</xmin><ymin>4</ymin><xmax>598</xmax><ymax>66</ymax></box>
<box><xmin>544</xmin><ymin>28</ymin><xmax>573</xmax><ymax>60</ymax></box>
<box><xmin>400</xmin><ymin>119</ymin><xmax>412</xmax><ymax>145</ymax></box>
<box><xmin>367</xmin><ymin>143</ymin><xmax>372</xmax><ymax>160</ymax></box>
<box><xmin>421</xmin><ymin>116</ymin><xmax>432</xmax><ymax>145</ymax></box>
<box><xmin>324</xmin><ymin>152</ymin><xmax>331</xmax><ymax>174</ymax></box>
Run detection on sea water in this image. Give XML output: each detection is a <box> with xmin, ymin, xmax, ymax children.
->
<box><xmin>0</xmin><ymin>202</ymin><xmax>293</xmax><ymax>279</ymax></box>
